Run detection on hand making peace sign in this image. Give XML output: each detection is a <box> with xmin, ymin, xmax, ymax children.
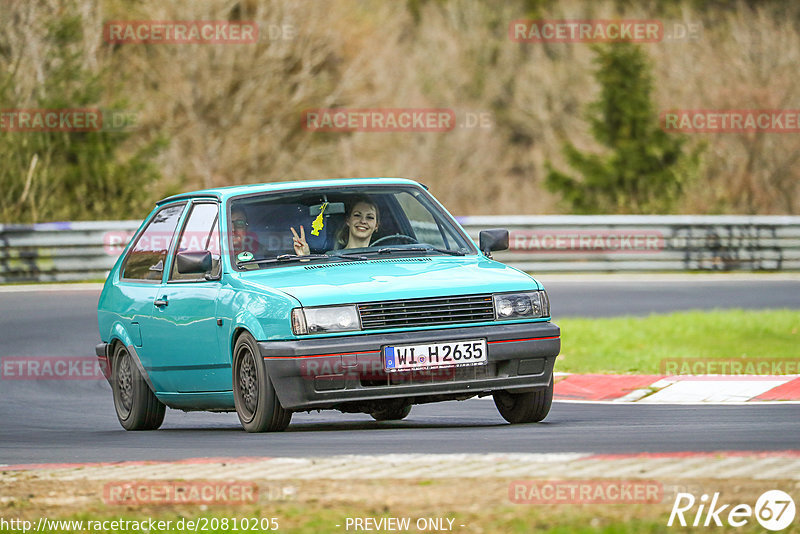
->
<box><xmin>290</xmin><ymin>225</ymin><xmax>310</xmax><ymax>256</ymax></box>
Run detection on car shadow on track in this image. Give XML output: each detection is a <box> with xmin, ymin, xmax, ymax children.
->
<box><xmin>146</xmin><ymin>419</ymin><xmax>555</xmax><ymax>434</ymax></box>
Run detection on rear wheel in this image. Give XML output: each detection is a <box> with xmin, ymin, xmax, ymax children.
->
<box><xmin>112</xmin><ymin>343</ymin><xmax>165</xmax><ymax>431</ymax></box>
<box><xmin>369</xmin><ymin>403</ymin><xmax>412</xmax><ymax>421</ymax></box>
<box><xmin>233</xmin><ymin>332</ymin><xmax>292</xmax><ymax>432</ymax></box>
<box><xmin>493</xmin><ymin>376</ymin><xmax>553</xmax><ymax>424</ymax></box>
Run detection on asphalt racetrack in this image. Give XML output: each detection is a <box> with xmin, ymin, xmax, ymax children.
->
<box><xmin>1</xmin><ymin>277</ymin><xmax>798</xmax><ymax>465</ymax></box>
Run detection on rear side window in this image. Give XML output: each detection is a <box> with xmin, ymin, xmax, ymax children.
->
<box><xmin>122</xmin><ymin>204</ymin><xmax>185</xmax><ymax>281</ymax></box>
<box><xmin>169</xmin><ymin>203</ymin><xmax>221</xmax><ymax>281</ymax></box>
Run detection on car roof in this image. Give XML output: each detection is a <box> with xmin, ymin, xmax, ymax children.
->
<box><xmin>156</xmin><ymin>177</ymin><xmax>425</xmax><ymax>206</ymax></box>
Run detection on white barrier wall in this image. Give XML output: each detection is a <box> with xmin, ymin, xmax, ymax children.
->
<box><xmin>1</xmin><ymin>216</ymin><xmax>799</xmax><ymax>282</ymax></box>
<box><xmin>458</xmin><ymin>215</ymin><xmax>800</xmax><ymax>272</ymax></box>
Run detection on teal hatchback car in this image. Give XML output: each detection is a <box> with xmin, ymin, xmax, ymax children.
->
<box><xmin>96</xmin><ymin>178</ymin><xmax>560</xmax><ymax>432</ymax></box>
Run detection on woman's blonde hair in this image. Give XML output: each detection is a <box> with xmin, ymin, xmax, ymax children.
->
<box><xmin>334</xmin><ymin>195</ymin><xmax>380</xmax><ymax>249</ymax></box>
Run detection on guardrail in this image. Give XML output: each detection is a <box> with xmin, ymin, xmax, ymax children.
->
<box><xmin>459</xmin><ymin>215</ymin><xmax>800</xmax><ymax>272</ymax></box>
<box><xmin>0</xmin><ymin>221</ymin><xmax>139</xmax><ymax>283</ymax></box>
<box><xmin>1</xmin><ymin>216</ymin><xmax>799</xmax><ymax>282</ymax></box>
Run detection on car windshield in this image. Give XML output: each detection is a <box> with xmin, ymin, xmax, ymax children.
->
<box><xmin>228</xmin><ymin>185</ymin><xmax>475</xmax><ymax>269</ymax></box>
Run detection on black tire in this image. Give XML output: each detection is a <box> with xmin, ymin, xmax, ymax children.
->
<box><xmin>369</xmin><ymin>403</ymin><xmax>412</xmax><ymax>421</ymax></box>
<box><xmin>493</xmin><ymin>376</ymin><xmax>553</xmax><ymax>424</ymax></box>
<box><xmin>112</xmin><ymin>343</ymin><xmax>166</xmax><ymax>431</ymax></box>
<box><xmin>233</xmin><ymin>332</ymin><xmax>292</xmax><ymax>433</ymax></box>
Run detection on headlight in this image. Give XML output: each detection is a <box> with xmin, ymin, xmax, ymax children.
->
<box><xmin>291</xmin><ymin>305</ymin><xmax>361</xmax><ymax>335</ymax></box>
<box><xmin>493</xmin><ymin>291</ymin><xmax>549</xmax><ymax>320</ymax></box>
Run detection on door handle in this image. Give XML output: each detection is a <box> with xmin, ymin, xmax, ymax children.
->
<box><xmin>154</xmin><ymin>298</ymin><xmax>169</xmax><ymax>307</ymax></box>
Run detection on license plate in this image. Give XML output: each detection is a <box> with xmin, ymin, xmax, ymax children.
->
<box><xmin>384</xmin><ymin>339</ymin><xmax>487</xmax><ymax>372</ymax></box>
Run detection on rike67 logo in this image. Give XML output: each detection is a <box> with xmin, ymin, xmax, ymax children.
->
<box><xmin>668</xmin><ymin>490</ymin><xmax>795</xmax><ymax>531</ymax></box>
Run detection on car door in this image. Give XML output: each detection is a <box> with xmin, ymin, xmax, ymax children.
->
<box><xmin>141</xmin><ymin>201</ymin><xmax>229</xmax><ymax>393</ymax></box>
<box><xmin>116</xmin><ymin>202</ymin><xmax>187</xmax><ymax>393</ymax></box>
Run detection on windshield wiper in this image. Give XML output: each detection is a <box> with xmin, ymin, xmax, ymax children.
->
<box><xmin>376</xmin><ymin>246</ymin><xmax>467</xmax><ymax>256</ymax></box>
<box><xmin>237</xmin><ymin>247</ymin><xmax>466</xmax><ymax>267</ymax></box>
<box><xmin>237</xmin><ymin>253</ymin><xmax>332</xmax><ymax>266</ymax></box>
<box><xmin>237</xmin><ymin>252</ymin><xmax>372</xmax><ymax>267</ymax></box>
<box><xmin>330</xmin><ymin>251</ymin><xmax>371</xmax><ymax>261</ymax></box>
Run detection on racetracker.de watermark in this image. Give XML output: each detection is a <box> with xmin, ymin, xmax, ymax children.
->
<box><xmin>103</xmin><ymin>230</ymin><xmax>231</xmax><ymax>256</ymax></box>
<box><xmin>303</xmin><ymin>108</ymin><xmax>454</xmax><ymax>132</ymax></box>
<box><xmin>661</xmin><ymin>110</ymin><xmax>800</xmax><ymax>133</ymax></box>
<box><xmin>509</xmin><ymin>230</ymin><xmax>664</xmax><ymax>253</ymax></box>
<box><xmin>1</xmin><ymin>357</ymin><xmax>104</xmax><ymax>380</ymax></box>
<box><xmin>103</xmin><ymin>21</ymin><xmax>261</xmax><ymax>44</ymax></box>
<box><xmin>299</xmin><ymin>358</ymin><xmax>457</xmax><ymax>382</ymax></box>
<box><xmin>509</xmin><ymin>20</ymin><xmax>701</xmax><ymax>43</ymax></box>
<box><xmin>104</xmin><ymin>481</ymin><xmax>258</xmax><ymax>505</ymax></box>
<box><xmin>302</xmin><ymin>108</ymin><xmax>493</xmax><ymax>132</ymax></box>
<box><xmin>660</xmin><ymin>358</ymin><xmax>800</xmax><ymax>376</ymax></box>
<box><xmin>0</xmin><ymin>109</ymin><xmax>138</xmax><ymax>132</ymax></box>
<box><xmin>509</xmin><ymin>480</ymin><xmax>663</xmax><ymax>504</ymax></box>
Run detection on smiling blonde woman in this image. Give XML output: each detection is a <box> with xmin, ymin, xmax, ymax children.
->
<box><xmin>291</xmin><ymin>195</ymin><xmax>380</xmax><ymax>255</ymax></box>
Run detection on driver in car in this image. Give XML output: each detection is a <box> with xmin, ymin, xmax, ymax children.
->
<box><xmin>231</xmin><ymin>207</ymin><xmax>250</xmax><ymax>255</ymax></box>
<box><xmin>291</xmin><ymin>195</ymin><xmax>380</xmax><ymax>255</ymax></box>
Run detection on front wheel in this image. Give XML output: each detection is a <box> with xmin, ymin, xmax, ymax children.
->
<box><xmin>112</xmin><ymin>343</ymin><xmax>166</xmax><ymax>431</ymax></box>
<box><xmin>233</xmin><ymin>332</ymin><xmax>292</xmax><ymax>433</ymax></box>
<box><xmin>493</xmin><ymin>376</ymin><xmax>553</xmax><ymax>424</ymax></box>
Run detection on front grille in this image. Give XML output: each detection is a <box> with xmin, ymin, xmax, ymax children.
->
<box><xmin>357</xmin><ymin>294</ymin><xmax>495</xmax><ymax>330</ymax></box>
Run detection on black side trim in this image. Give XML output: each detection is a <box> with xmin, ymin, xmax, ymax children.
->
<box><xmin>147</xmin><ymin>363</ymin><xmax>232</xmax><ymax>372</ymax></box>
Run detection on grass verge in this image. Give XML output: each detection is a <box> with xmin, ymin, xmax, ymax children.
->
<box><xmin>554</xmin><ymin>309</ymin><xmax>800</xmax><ymax>374</ymax></box>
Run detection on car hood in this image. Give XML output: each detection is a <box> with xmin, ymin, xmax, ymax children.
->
<box><xmin>238</xmin><ymin>255</ymin><xmax>541</xmax><ymax>307</ymax></box>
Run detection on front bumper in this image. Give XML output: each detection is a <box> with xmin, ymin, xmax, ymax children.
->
<box><xmin>260</xmin><ymin>321</ymin><xmax>560</xmax><ymax>410</ymax></box>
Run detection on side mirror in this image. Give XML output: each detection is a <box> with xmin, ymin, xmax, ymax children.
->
<box><xmin>176</xmin><ymin>250</ymin><xmax>212</xmax><ymax>274</ymax></box>
<box><xmin>479</xmin><ymin>229</ymin><xmax>509</xmax><ymax>256</ymax></box>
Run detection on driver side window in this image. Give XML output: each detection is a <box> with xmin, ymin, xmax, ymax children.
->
<box><xmin>169</xmin><ymin>202</ymin><xmax>221</xmax><ymax>281</ymax></box>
